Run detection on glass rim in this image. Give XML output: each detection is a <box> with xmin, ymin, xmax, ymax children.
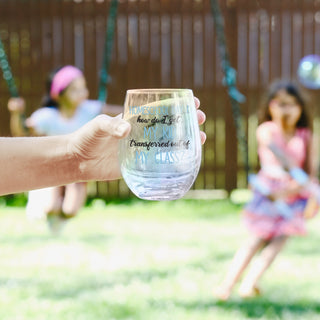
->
<box><xmin>126</xmin><ymin>88</ymin><xmax>193</xmax><ymax>94</ymax></box>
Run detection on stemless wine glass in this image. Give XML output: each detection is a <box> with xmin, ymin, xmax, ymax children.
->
<box><xmin>119</xmin><ymin>89</ymin><xmax>202</xmax><ymax>201</ymax></box>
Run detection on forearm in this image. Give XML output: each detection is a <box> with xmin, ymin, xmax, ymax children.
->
<box><xmin>0</xmin><ymin>136</ymin><xmax>78</xmax><ymax>195</ymax></box>
<box><xmin>308</xmin><ymin>135</ymin><xmax>318</xmax><ymax>178</ymax></box>
<box><xmin>10</xmin><ymin>112</ymin><xmax>27</xmax><ymax>137</ymax></box>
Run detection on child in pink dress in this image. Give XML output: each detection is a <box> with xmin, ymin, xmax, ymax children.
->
<box><xmin>214</xmin><ymin>80</ymin><xmax>318</xmax><ymax>300</ymax></box>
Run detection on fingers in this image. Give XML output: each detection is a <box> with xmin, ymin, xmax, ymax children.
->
<box><xmin>94</xmin><ymin>114</ymin><xmax>131</xmax><ymax>138</ymax></box>
<box><xmin>114</xmin><ymin>120</ymin><xmax>131</xmax><ymax>138</ymax></box>
<box><xmin>197</xmin><ymin>109</ymin><xmax>206</xmax><ymax>125</ymax></box>
<box><xmin>8</xmin><ymin>97</ymin><xmax>25</xmax><ymax>113</ymax></box>
<box><xmin>200</xmin><ymin>131</ymin><xmax>206</xmax><ymax>145</ymax></box>
<box><xmin>194</xmin><ymin>97</ymin><xmax>206</xmax><ymax>144</ymax></box>
<box><xmin>194</xmin><ymin>96</ymin><xmax>200</xmax><ymax>109</ymax></box>
<box><xmin>25</xmin><ymin>118</ymin><xmax>34</xmax><ymax>128</ymax></box>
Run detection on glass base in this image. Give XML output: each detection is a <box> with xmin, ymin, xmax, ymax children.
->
<box><xmin>122</xmin><ymin>168</ymin><xmax>198</xmax><ymax>201</ymax></box>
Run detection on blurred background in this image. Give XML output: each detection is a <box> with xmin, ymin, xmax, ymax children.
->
<box><xmin>1</xmin><ymin>2</ymin><xmax>320</xmax><ymax>319</ymax></box>
<box><xmin>1</xmin><ymin>0</ymin><xmax>320</xmax><ymax>197</ymax></box>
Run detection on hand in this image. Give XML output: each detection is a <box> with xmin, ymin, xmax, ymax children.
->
<box><xmin>7</xmin><ymin>97</ymin><xmax>26</xmax><ymax>113</ymax></box>
<box><xmin>194</xmin><ymin>97</ymin><xmax>206</xmax><ymax>144</ymax></box>
<box><xmin>68</xmin><ymin>114</ymin><xmax>131</xmax><ymax>181</ymax></box>
<box><xmin>69</xmin><ymin>99</ymin><xmax>207</xmax><ymax>182</ymax></box>
<box><xmin>268</xmin><ymin>181</ymin><xmax>303</xmax><ymax>201</ymax></box>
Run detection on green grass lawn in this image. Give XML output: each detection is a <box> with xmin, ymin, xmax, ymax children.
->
<box><xmin>0</xmin><ymin>198</ymin><xmax>320</xmax><ymax>319</ymax></box>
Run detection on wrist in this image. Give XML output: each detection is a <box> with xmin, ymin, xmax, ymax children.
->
<box><xmin>64</xmin><ymin>134</ymin><xmax>82</xmax><ymax>183</ymax></box>
<box><xmin>9</xmin><ymin>109</ymin><xmax>24</xmax><ymax>115</ymax></box>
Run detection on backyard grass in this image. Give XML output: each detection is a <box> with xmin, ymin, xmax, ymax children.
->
<box><xmin>0</xmin><ymin>198</ymin><xmax>319</xmax><ymax>319</ymax></box>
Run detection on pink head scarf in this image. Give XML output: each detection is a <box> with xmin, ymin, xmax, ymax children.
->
<box><xmin>50</xmin><ymin>65</ymin><xmax>83</xmax><ymax>100</ymax></box>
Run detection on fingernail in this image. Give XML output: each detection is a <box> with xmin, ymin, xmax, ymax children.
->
<box><xmin>116</xmin><ymin>122</ymin><xmax>129</xmax><ymax>136</ymax></box>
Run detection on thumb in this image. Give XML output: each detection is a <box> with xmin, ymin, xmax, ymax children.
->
<box><xmin>94</xmin><ymin>114</ymin><xmax>131</xmax><ymax>138</ymax></box>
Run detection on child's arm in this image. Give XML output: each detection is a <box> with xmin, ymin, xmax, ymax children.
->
<box><xmin>255</xmin><ymin>124</ymin><xmax>306</xmax><ymax>201</ymax></box>
<box><xmin>7</xmin><ymin>97</ymin><xmax>28</xmax><ymax>137</ymax></box>
<box><xmin>268</xmin><ymin>142</ymin><xmax>294</xmax><ymax>171</ymax></box>
<box><xmin>306</xmin><ymin>132</ymin><xmax>319</xmax><ymax>178</ymax></box>
<box><xmin>268</xmin><ymin>128</ymin><xmax>317</xmax><ymax>177</ymax></box>
<box><xmin>248</xmin><ymin>174</ymin><xmax>292</xmax><ymax>219</ymax></box>
<box><xmin>268</xmin><ymin>140</ymin><xmax>320</xmax><ymax>202</ymax></box>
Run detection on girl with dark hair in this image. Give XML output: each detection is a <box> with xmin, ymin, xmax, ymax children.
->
<box><xmin>214</xmin><ymin>80</ymin><xmax>318</xmax><ymax>300</ymax></box>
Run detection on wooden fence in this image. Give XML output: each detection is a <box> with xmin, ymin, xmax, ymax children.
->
<box><xmin>1</xmin><ymin>0</ymin><xmax>320</xmax><ymax>198</ymax></box>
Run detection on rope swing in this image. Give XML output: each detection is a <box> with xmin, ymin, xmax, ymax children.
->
<box><xmin>0</xmin><ymin>36</ymin><xmax>19</xmax><ymax>98</ymax></box>
<box><xmin>209</xmin><ymin>0</ymin><xmax>249</xmax><ymax>179</ymax></box>
<box><xmin>98</xmin><ymin>0</ymin><xmax>119</xmax><ymax>102</ymax></box>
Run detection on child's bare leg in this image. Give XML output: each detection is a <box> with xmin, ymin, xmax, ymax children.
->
<box><xmin>44</xmin><ymin>186</ymin><xmax>64</xmax><ymax>215</ymax></box>
<box><xmin>62</xmin><ymin>183</ymin><xmax>87</xmax><ymax>218</ymax></box>
<box><xmin>238</xmin><ymin>235</ymin><xmax>288</xmax><ymax>297</ymax></box>
<box><xmin>214</xmin><ymin>236</ymin><xmax>265</xmax><ymax>300</ymax></box>
<box><xmin>44</xmin><ymin>186</ymin><xmax>66</xmax><ymax>233</ymax></box>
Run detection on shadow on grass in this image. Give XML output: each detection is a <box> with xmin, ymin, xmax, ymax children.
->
<box><xmin>0</xmin><ymin>251</ymin><xmax>234</xmax><ymax>299</ymax></box>
<box><xmin>35</xmin><ymin>267</ymin><xmax>180</xmax><ymax>300</ymax></box>
<box><xmin>285</xmin><ymin>235</ymin><xmax>320</xmax><ymax>256</ymax></box>
<box><xmin>0</xmin><ymin>232</ymin><xmax>115</xmax><ymax>246</ymax></box>
<box><xmin>0</xmin><ymin>235</ymin><xmax>56</xmax><ymax>245</ymax></box>
<box><xmin>0</xmin><ymin>269</ymin><xmax>173</xmax><ymax>299</ymax></box>
<box><xmin>174</xmin><ymin>297</ymin><xmax>320</xmax><ymax>318</ymax></box>
<box><xmin>34</xmin><ymin>255</ymin><xmax>233</xmax><ymax>300</ymax></box>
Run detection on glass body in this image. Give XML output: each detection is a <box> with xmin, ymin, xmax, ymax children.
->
<box><xmin>119</xmin><ymin>89</ymin><xmax>202</xmax><ymax>200</ymax></box>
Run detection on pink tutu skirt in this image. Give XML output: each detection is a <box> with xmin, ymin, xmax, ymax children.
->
<box><xmin>243</xmin><ymin>193</ymin><xmax>307</xmax><ymax>240</ymax></box>
<box><xmin>243</xmin><ymin>172</ymin><xmax>314</xmax><ymax>240</ymax></box>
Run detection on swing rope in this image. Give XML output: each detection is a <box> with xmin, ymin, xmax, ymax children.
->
<box><xmin>209</xmin><ymin>0</ymin><xmax>250</xmax><ymax>179</ymax></box>
<box><xmin>97</xmin><ymin>0</ymin><xmax>119</xmax><ymax>102</ymax></box>
<box><xmin>0</xmin><ymin>37</ymin><xmax>19</xmax><ymax>97</ymax></box>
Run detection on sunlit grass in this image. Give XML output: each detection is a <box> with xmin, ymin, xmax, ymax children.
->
<box><xmin>0</xmin><ymin>199</ymin><xmax>319</xmax><ymax>319</ymax></box>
